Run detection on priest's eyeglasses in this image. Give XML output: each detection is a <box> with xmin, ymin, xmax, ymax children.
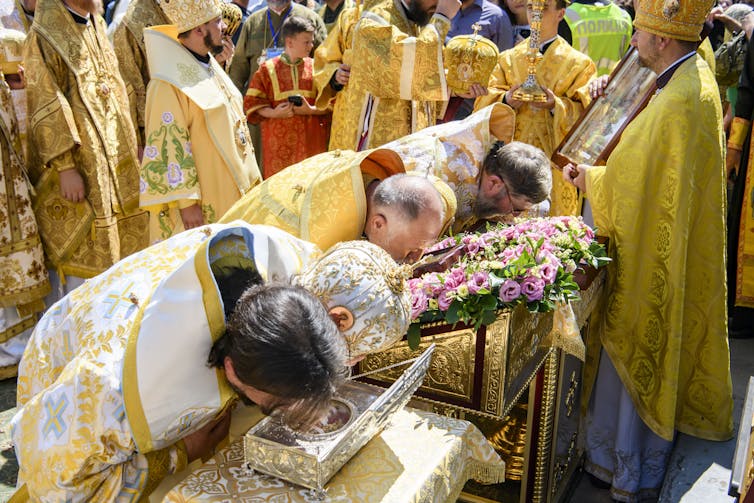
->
<box><xmin>502</xmin><ymin>179</ymin><xmax>529</xmax><ymax>216</ymax></box>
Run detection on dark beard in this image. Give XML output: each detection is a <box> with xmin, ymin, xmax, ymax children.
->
<box><xmin>405</xmin><ymin>0</ymin><xmax>431</xmax><ymax>26</ymax></box>
<box><xmin>472</xmin><ymin>190</ymin><xmax>505</xmax><ymax>219</ymax></box>
<box><xmin>204</xmin><ymin>32</ymin><xmax>224</xmax><ymax>56</ymax></box>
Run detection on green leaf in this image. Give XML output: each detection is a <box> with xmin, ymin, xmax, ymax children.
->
<box><xmin>445</xmin><ymin>301</ymin><xmax>462</xmax><ymax>324</ymax></box>
<box><xmin>479</xmin><ymin>294</ymin><xmax>498</xmax><ymax>310</ymax></box>
<box><xmin>407</xmin><ymin>323</ymin><xmax>421</xmax><ymax>350</ymax></box>
<box><xmin>480</xmin><ymin>308</ymin><xmax>498</xmax><ymax>326</ymax></box>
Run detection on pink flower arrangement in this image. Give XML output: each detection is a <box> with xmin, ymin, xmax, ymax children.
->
<box><xmin>410</xmin><ymin>216</ymin><xmax>609</xmax><ymax>331</ymax></box>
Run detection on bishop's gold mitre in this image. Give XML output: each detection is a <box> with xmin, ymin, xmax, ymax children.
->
<box><xmin>634</xmin><ymin>0</ymin><xmax>715</xmax><ymax>42</ymax></box>
<box><xmin>159</xmin><ymin>0</ymin><xmax>223</xmax><ymax>34</ymax></box>
<box><xmin>444</xmin><ymin>31</ymin><xmax>499</xmax><ymax>94</ymax></box>
<box><xmin>221</xmin><ymin>2</ymin><xmax>242</xmax><ymax>39</ymax></box>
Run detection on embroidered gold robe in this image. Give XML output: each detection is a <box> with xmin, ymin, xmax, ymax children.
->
<box><xmin>474</xmin><ymin>36</ymin><xmax>596</xmax><ymax>216</ymax></box>
<box><xmin>23</xmin><ymin>0</ymin><xmax>148</xmax><ymax>279</ymax></box>
<box><xmin>386</xmin><ymin>103</ymin><xmax>516</xmax><ymax>232</ymax></box>
<box><xmin>140</xmin><ymin>26</ymin><xmax>261</xmax><ymax>243</ymax></box>
<box><xmin>0</xmin><ymin>73</ymin><xmax>49</xmax><ymax>367</ymax></box>
<box><xmin>582</xmin><ymin>55</ymin><xmax>733</xmax><ymax>442</ymax></box>
<box><xmin>219</xmin><ymin>148</ymin><xmax>406</xmax><ymax>251</ymax></box>
<box><xmin>10</xmin><ymin>223</ymin><xmax>319</xmax><ymax>501</ymax></box>
<box><xmin>112</xmin><ymin>0</ymin><xmax>170</xmax><ymax>145</ymax></box>
<box><xmin>314</xmin><ymin>0</ymin><xmax>450</xmax><ymax>151</ymax></box>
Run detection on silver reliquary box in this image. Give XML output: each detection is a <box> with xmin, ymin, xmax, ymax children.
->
<box><xmin>243</xmin><ymin>345</ymin><xmax>436</xmax><ymax>492</ymax></box>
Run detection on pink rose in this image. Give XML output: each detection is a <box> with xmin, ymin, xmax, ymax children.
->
<box><xmin>520</xmin><ymin>276</ymin><xmax>546</xmax><ymax>301</ymax></box>
<box><xmin>437</xmin><ymin>290</ymin><xmax>454</xmax><ymax>311</ymax></box>
<box><xmin>498</xmin><ymin>279</ymin><xmax>521</xmax><ymax>303</ymax></box>
<box><xmin>411</xmin><ymin>288</ymin><xmax>429</xmax><ymax>320</ymax></box>
<box><xmin>423</xmin><ymin>273</ymin><xmax>444</xmax><ymax>296</ymax></box>
<box><xmin>537</xmin><ymin>262</ymin><xmax>558</xmax><ymax>283</ymax></box>
<box><xmin>468</xmin><ymin>271</ymin><xmax>490</xmax><ymax>294</ymax></box>
<box><xmin>444</xmin><ymin>267</ymin><xmax>466</xmax><ymax>290</ymax></box>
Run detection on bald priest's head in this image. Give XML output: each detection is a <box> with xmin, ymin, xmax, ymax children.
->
<box><xmin>363</xmin><ymin>174</ymin><xmax>447</xmax><ymax>264</ymax></box>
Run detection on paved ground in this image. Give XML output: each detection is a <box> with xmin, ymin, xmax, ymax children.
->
<box><xmin>568</xmin><ymin>336</ymin><xmax>754</xmax><ymax>503</ymax></box>
<box><xmin>0</xmin><ymin>337</ymin><xmax>751</xmax><ymax>502</ymax></box>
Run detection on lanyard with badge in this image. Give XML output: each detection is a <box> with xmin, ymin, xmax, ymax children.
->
<box><xmin>258</xmin><ymin>5</ymin><xmax>291</xmax><ymax>65</ymax></box>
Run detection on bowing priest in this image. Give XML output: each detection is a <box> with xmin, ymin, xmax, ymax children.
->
<box><xmin>219</xmin><ymin>156</ymin><xmax>456</xmax><ymax>263</ymax></box>
<box><xmin>313</xmin><ymin>0</ymin><xmax>461</xmax><ymax>151</ymax></box>
<box><xmin>383</xmin><ymin>103</ymin><xmax>552</xmax><ymax>232</ymax></box>
<box><xmin>219</xmin><ymin>104</ymin><xmax>553</xmax><ymax>258</ymax></box>
<box><xmin>474</xmin><ymin>0</ymin><xmax>597</xmax><ymax>216</ymax></box>
<box><xmin>139</xmin><ymin>0</ymin><xmax>261</xmax><ymax>243</ymax></box>
<box><xmin>563</xmin><ymin>0</ymin><xmax>734</xmax><ymax>498</ymax></box>
<box><xmin>10</xmin><ymin>222</ymin><xmax>415</xmax><ymax>501</ymax></box>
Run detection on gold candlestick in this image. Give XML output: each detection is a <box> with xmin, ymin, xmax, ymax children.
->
<box><xmin>512</xmin><ymin>0</ymin><xmax>548</xmax><ymax>103</ymax></box>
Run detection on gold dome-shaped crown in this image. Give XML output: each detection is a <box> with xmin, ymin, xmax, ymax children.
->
<box><xmin>0</xmin><ymin>28</ymin><xmax>25</xmax><ymax>76</ymax></box>
<box><xmin>221</xmin><ymin>2</ymin><xmax>242</xmax><ymax>39</ymax></box>
<box><xmin>295</xmin><ymin>241</ymin><xmax>412</xmax><ymax>359</ymax></box>
<box><xmin>634</xmin><ymin>0</ymin><xmax>715</xmax><ymax>42</ymax></box>
<box><xmin>159</xmin><ymin>0</ymin><xmax>222</xmax><ymax>34</ymax></box>
<box><xmin>444</xmin><ymin>29</ymin><xmax>499</xmax><ymax>94</ymax></box>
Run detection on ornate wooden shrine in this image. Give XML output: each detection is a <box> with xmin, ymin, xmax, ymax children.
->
<box><xmin>357</xmin><ymin>268</ymin><xmax>606</xmax><ymax>502</ymax></box>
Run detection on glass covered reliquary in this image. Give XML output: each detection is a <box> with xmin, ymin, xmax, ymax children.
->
<box><xmin>243</xmin><ymin>345</ymin><xmax>436</xmax><ymax>492</ymax></box>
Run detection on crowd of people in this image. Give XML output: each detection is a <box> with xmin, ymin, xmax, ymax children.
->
<box><xmin>0</xmin><ymin>0</ymin><xmax>749</xmax><ymax>498</ymax></box>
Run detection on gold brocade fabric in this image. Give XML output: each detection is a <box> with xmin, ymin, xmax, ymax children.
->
<box><xmin>315</xmin><ymin>0</ymin><xmax>450</xmax><ymax>151</ymax></box>
<box><xmin>540</xmin><ymin>302</ymin><xmax>584</xmax><ymax>361</ymax></box>
<box><xmin>0</xmin><ymin>75</ymin><xmax>50</xmax><ymax>342</ymax></box>
<box><xmin>386</xmin><ymin>103</ymin><xmax>516</xmax><ymax>232</ymax></box>
<box><xmin>164</xmin><ymin>408</ymin><xmax>506</xmax><ymax>502</ymax></box>
<box><xmin>582</xmin><ymin>56</ymin><xmax>733</xmax><ymax>442</ymax></box>
<box><xmin>113</xmin><ymin>0</ymin><xmax>170</xmax><ymax>140</ymax></box>
<box><xmin>474</xmin><ymin>37</ymin><xmax>596</xmax><ymax>216</ymax></box>
<box><xmin>738</xmin><ymin>119</ymin><xmax>754</xmax><ymax>307</ymax></box>
<box><xmin>218</xmin><ymin>148</ymin><xmax>402</xmax><ymax>251</ymax></box>
<box><xmin>23</xmin><ymin>0</ymin><xmax>148</xmax><ymax>278</ymax></box>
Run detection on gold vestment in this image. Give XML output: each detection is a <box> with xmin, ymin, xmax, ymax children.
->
<box><xmin>23</xmin><ymin>0</ymin><xmax>148</xmax><ymax>279</ymax></box>
<box><xmin>582</xmin><ymin>56</ymin><xmax>733</xmax><ymax>442</ymax></box>
<box><xmin>314</xmin><ymin>0</ymin><xmax>450</xmax><ymax>151</ymax></box>
<box><xmin>474</xmin><ymin>37</ymin><xmax>596</xmax><ymax>216</ymax></box>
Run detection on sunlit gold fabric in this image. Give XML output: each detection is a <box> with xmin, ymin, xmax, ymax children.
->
<box><xmin>140</xmin><ymin>26</ymin><xmax>260</xmax><ymax>242</ymax></box>
<box><xmin>314</xmin><ymin>0</ymin><xmax>450</xmax><ymax>151</ymax></box>
<box><xmin>582</xmin><ymin>55</ymin><xmax>733</xmax><ymax>442</ymax></box>
<box><xmin>164</xmin><ymin>408</ymin><xmax>506</xmax><ymax>503</ymax></box>
<box><xmin>23</xmin><ymin>0</ymin><xmax>147</xmax><ymax>279</ymax></box>
<box><xmin>0</xmin><ymin>72</ymin><xmax>49</xmax><ymax>343</ymax></box>
<box><xmin>474</xmin><ymin>37</ymin><xmax>596</xmax><ymax>216</ymax></box>
<box><xmin>219</xmin><ymin>148</ymin><xmax>402</xmax><ymax>251</ymax></box>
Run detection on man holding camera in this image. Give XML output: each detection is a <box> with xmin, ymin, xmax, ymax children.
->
<box><xmin>139</xmin><ymin>0</ymin><xmax>261</xmax><ymax>243</ymax></box>
<box><xmin>244</xmin><ymin>16</ymin><xmax>331</xmax><ymax>179</ymax></box>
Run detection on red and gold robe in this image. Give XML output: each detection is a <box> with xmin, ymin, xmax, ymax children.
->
<box><xmin>245</xmin><ymin>54</ymin><xmax>331</xmax><ymax>179</ymax></box>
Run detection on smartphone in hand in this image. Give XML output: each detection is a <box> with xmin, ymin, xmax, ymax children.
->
<box><xmin>287</xmin><ymin>95</ymin><xmax>304</xmax><ymax>106</ymax></box>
